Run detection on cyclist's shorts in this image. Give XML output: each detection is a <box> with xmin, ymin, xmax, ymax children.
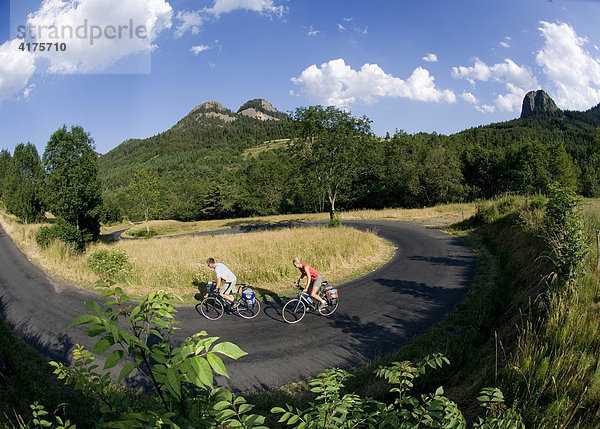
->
<box><xmin>220</xmin><ymin>281</ymin><xmax>235</xmax><ymax>295</ymax></box>
<box><xmin>309</xmin><ymin>275</ymin><xmax>322</xmax><ymax>290</ymax></box>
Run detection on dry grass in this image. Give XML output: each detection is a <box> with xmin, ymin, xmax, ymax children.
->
<box><xmin>113</xmin><ymin>226</ymin><xmax>392</xmax><ymax>299</ymax></box>
<box><xmin>1</xmin><ymin>208</ymin><xmax>392</xmax><ymax>300</ymax></box>
<box><xmin>3</xmin><ymin>202</ymin><xmax>475</xmax><ymax>302</ymax></box>
<box><xmin>121</xmin><ymin>202</ymin><xmax>478</xmax><ymax>238</ymax></box>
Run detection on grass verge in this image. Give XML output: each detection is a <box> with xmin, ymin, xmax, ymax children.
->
<box><xmin>0</xmin><ymin>316</ymin><xmax>101</xmax><ymax>428</ymax></box>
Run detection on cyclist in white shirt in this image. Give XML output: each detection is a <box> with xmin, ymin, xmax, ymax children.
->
<box><xmin>206</xmin><ymin>258</ymin><xmax>237</xmax><ymax>306</ymax></box>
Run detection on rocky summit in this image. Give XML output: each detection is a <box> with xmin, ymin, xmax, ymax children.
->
<box><xmin>521</xmin><ymin>90</ymin><xmax>560</xmax><ymax>118</ymax></box>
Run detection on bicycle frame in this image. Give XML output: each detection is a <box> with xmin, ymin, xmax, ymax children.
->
<box><xmin>199</xmin><ymin>281</ymin><xmax>261</xmax><ymax>320</ymax></box>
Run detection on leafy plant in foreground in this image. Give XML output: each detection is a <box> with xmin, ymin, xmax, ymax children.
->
<box><xmin>272</xmin><ymin>354</ymin><xmax>523</xmax><ymax>428</ymax></box>
<box><xmin>49</xmin><ymin>284</ymin><xmax>267</xmax><ymax>427</ymax></box>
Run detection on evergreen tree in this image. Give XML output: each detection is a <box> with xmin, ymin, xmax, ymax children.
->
<box><xmin>42</xmin><ymin>125</ymin><xmax>102</xmax><ymax>242</ymax></box>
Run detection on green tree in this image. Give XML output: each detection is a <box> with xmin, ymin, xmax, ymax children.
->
<box><xmin>0</xmin><ymin>149</ymin><xmax>13</xmax><ymax>204</ymax></box>
<box><xmin>242</xmin><ymin>150</ymin><xmax>291</xmax><ymax>216</ymax></box>
<box><xmin>4</xmin><ymin>143</ymin><xmax>45</xmax><ymax>223</ymax></box>
<box><xmin>420</xmin><ymin>144</ymin><xmax>465</xmax><ymax>205</ymax></box>
<box><xmin>290</xmin><ymin>105</ymin><xmax>373</xmax><ymax>225</ymax></box>
<box><xmin>128</xmin><ymin>167</ymin><xmax>159</xmax><ymax>233</ymax></box>
<box><xmin>42</xmin><ymin>125</ymin><xmax>102</xmax><ymax>243</ymax></box>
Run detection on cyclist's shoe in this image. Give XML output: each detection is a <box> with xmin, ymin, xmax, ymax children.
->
<box><xmin>318</xmin><ymin>301</ymin><xmax>328</xmax><ymax>310</ymax></box>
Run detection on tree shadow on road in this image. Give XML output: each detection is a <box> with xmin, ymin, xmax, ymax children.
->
<box><xmin>0</xmin><ymin>295</ymin><xmax>75</xmax><ymax>364</ymax></box>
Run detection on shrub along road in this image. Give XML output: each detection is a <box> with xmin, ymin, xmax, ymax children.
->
<box><xmin>0</xmin><ymin>220</ymin><xmax>475</xmax><ymax>392</ymax></box>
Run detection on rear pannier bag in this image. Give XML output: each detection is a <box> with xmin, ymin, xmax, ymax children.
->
<box><xmin>242</xmin><ymin>287</ymin><xmax>257</xmax><ymax>308</ymax></box>
<box><xmin>325</xmin><ymin>286</ymin><xmax>338</xmax><ymax>300</ymax></box>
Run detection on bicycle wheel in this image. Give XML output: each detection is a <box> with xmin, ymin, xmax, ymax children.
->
<box><xmin>282</xmin><ymin>298</ymin><xmax>307</xmax><ymax>324</ymax></box>
<box><xmin>236</xmin><ymin>299</ymin><xmax>261</xmax><ymax>319</ymax></box>
<box><xmin>199</xmin><ymin>296</ymin><xmax>224</xmax><ymax>320</ymax></box>
<box><xmin>319</xmin><ymin>293</ymin><xmax>339</xmax><ymax>316</ymax></box>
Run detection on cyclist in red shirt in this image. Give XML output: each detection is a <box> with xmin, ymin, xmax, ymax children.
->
<box><xmin>293</xmin><ymin>258</ymin><xmax>327</xmax><ymax>310</ymax></box>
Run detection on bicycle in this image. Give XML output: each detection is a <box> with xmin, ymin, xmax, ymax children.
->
<box><xmin>197</xmin><ymin>281</ymin><xmax>261</xmax><ymax>320</ymax></box>
<box><xmin>281</xmin><ymin>281</ymin><xmax>339</xmax><ymax>324</ymax></box>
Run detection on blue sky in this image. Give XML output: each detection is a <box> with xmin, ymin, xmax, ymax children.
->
<box><xmin>1</xmin><ymin>0</ymin><xmax>600</xmax><ymax>155</ymax></box>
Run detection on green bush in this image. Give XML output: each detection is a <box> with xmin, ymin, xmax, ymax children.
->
<box><xmin>35</xmin><ymin>218</ymin><xmax>83</xmax><ymax>251</ymax></box>
<box><xmin>475</xmin><ymin>202</ymin><xmax>500</xmax><ymax>224</ymax></box>
<box><xmin>544</xmin><ymin>183</ymin><xmax>588</xmax><ymax>287</ymax></box>
<box><xmin>86</xmin><ymin>249</ymin><xmax>132</xmax><ymax>282</ymax></box>
<box><xmin>129</xmin><ymin>228</ymin><xmax>158</xmax><ymax>238</ymax></box>
<box><xmin>497</xmin><ymin>194</ymin><xmax>518</xmax><ymax>215</ymax></box>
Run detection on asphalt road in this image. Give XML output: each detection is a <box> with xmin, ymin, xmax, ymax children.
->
<box><xmin>0</xmin><ymin>220</ymin><xmax>475</xmax><ymax>393</ymax></box>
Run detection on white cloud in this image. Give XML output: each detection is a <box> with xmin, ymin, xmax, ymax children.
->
<box><xmin>25</xmin><ymin>0</ymin><xmax>173</xmax><ymax>74</ymax></box>
<box><xmin>0</xmin><ymin>39</ymin><xmax>36</xmax><ymax>104</ymax></box>
<box><xmin>536</xmin><ymin>21</ymin><xmax>600</xmax><ymax>109</ymax></box>
<box><xmin>452</xmin><ymin>57</ymin><xmax>538</xmax><ymax>111</ymax></box>
<box><xmin>343</xmin><ymin>17</ymin><xmax>353</xmax><ymax>22</ymax></box>
<box><xmin>23</xmin><ymin>83</ymin><xmax>36</xmax><ymax>99</ymax></box>
<box><xmin>291</xmin><ymin>58</ymin><xmax>456</xmax><ymax>108</ymax></box>
<box><xmin>354</xmin><ymin>25</ymin><xmax>368</xmax><ymax>35</ymax></box>
<box><xmin>174</xmin><ymin>1</ymin><xmax>286</xmax><ymax>38</ymax></box>
<box><xmin>307</xmin><ymin>26</ymin><xmax>320</xmax><ymax>36</ymax></box>
<box><xmin>480</xmin><ymin>105</ymin><xmax>495</xmax><ymax>113</ymax></box>
<box><xmin>206</xmin><ymin>0</ymin><xmax>285</xmax><ymax>18</ymax></box>
<box><xmin>423</xmin><ymin>53</ymin><xmax>438</xmax><ymax>63</ymax></box>
<box><xmin>500</xmin><ymin>36</ymin><xmax>511</xmax><ymax>48</ymax></box>
<box><xmin>460</xmin><ymin>91</ymin><xmax>477</xmax><ymax>105</ymax></box>
<box><xmin>461</xmin><ymin>92</ymin><xmax>496</xmax><ymax>113</ymax></box>
<box><xmin>175</xmin><ymin>10</ymin><xmax>204</xmax><ymax>38</ymax></box>
<box><xmin>190</xmin><ymin>44</ymin><xmax>210</xmax><ymax>55</ymax></box>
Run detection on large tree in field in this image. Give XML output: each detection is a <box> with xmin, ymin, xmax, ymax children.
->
<box><xmin>290</xmin><ymin>105</ymin><xmax>373</xmax><ymax>225</ymax></box>
<box><xmin>4</xmin><ymin>143</ymin><xmax>46</xmax><ymax>223</ymax></box>
<box><xmin>43</xmin><ymin>125</ymin><xmax>102</xmax><ymax>242</ymax></box>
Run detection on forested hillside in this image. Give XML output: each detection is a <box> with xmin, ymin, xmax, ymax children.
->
<box><xmin>98</xmin><ymin>99</ymin><xmax>289</xmax><ymax>221</ymax></box>
<box><xmin>95</xmin><ymin>92</ymin><xmax>600</xmax><ymax>223</ymax></box>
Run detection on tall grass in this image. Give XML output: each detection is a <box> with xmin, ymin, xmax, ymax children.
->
<box><xmin>506</xmin><ymin>199</ymin><xmax>600</xmax><ymax>428</ymax></box>
<box><xmin>100</xmin><ymin>226</ymin><xmax>391</xmax><ymax>298</ymax></box>
<box><xmin>0</xmin><ymin>208</ymin><xmax>391</xmax><ymax>299</ymax></box>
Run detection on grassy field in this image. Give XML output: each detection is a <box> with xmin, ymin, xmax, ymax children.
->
<box><xmin>0</xmin><ymin>210</ymin><xmax>393</xmax><ymax>301</ymax></box>
<box><xmin>118</xmin><ymin>202</ymin><xmax>477</xmax><ymax>238</ymax></box>
<box><xmin>242</xmin><ymin>138</ymin><xmax>290</xmax><ymax>158</ymax></box>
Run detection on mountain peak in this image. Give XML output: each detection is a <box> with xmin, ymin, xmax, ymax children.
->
<box><xmin>521</xmin><ymin>90</ymin><xmax>560</xmax><ymax>118</ymax></box>
<box><xmin>238</xmin><ymin>99</ymin><xmax>286</xmax><ymax>121</ymax></box>
<box><xmin>191</xmin><ymin>101</ymin><xmax>227</xmax><ymax>113</ymax></box>
<box><xmin>188</xmin><ymin>101</ymin><xmax>236</xmax><ymax>122</ymax></box>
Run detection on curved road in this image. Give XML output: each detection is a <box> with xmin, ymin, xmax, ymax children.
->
<box><xmin>0</xmin><ymin>220</ymin><xmax>475</xmax><ymax>392</ymax></box>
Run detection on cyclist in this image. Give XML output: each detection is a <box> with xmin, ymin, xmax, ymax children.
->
<box><xmin>293</xmin><ymin>258</ymin><xmax>327</xmax><ymax>310</ymax></box>
<box><xmin>206</xmin><ymin>258</ymin><xmax>237</xmax><ymax>307</ymax></box>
